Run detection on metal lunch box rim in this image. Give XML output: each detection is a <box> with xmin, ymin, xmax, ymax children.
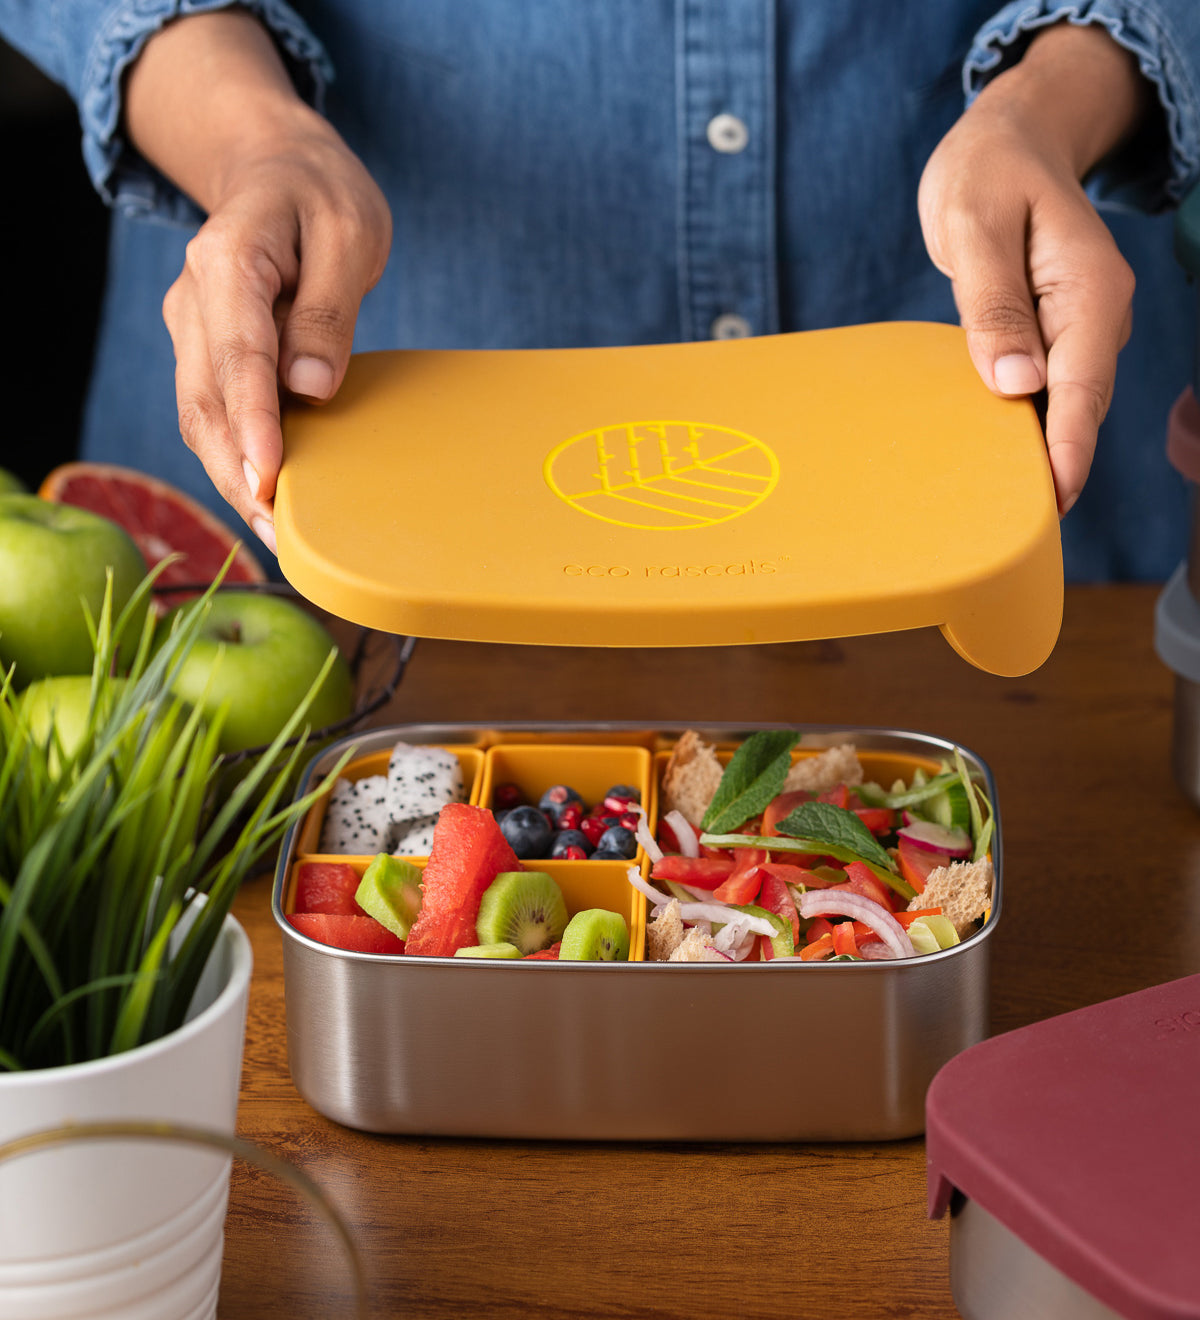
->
<box><xmin>271</xmin><ymin>720</ymin><xmax>1003</xmax><ymax>967</ymax></box>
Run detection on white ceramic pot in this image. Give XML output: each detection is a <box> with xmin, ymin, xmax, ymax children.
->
<box><xmin>0</xmin><ymin>914</ymin><xmax>252</xmax><ymax>1320</ymax></box>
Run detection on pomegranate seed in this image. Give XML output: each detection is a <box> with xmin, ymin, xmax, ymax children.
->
<box><xmin>493</xmin><ymin>782</ymin><xmax>525</xmax><ymax>811</ymax></box>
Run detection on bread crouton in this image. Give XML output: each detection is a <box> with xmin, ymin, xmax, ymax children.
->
<box><xmin>668</xmin><ymin>926</ymin><xmax>719</xmax><ymax>962</ymax></box>
<box><xmin>910</xmin><ymin>856</ymin><xmax>993</xmax><ymax>937</ymax></box>
<box><xmin>661</xmin><ymin>730</ymin><xmax>725</xmax><ymax>828</ymax></box>
<box><xmin>646</xmin><ymin>899</ymin><xmax>686</xmax><ymax>961</ymax></box>
<box><xmin>782</xmin><ymin>744</ymin><xmax>863</xmax><ymax>794</ymax></box>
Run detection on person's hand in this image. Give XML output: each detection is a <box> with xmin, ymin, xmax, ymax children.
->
<box><xmin>918</xmin><ymin>23</ymin><xmax>1151</xmax><ymax>516</ymax></box>
<box><xmin>125</xmin><ymin>11</ymin><xmax>391</xmax><ymax>553</ymax></box>
<box><xmin>162</xmin><ymin>121</ymin><xmax>390</xmax><ymax>553</ymax></box>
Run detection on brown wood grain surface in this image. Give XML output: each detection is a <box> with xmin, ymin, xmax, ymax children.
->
<box><xmin>220</xmin><ymin>585</ymin><xmax>1200</xmax><ymax>1318</ymax></box>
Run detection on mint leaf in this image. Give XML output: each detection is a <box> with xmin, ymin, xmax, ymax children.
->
<box><xmin>700</xmin><ymin>729</ymin><xmax>799</xmax><ymax>835</ymax></box>
<box><xmin>774</xmin><ymin>800</ymin><xmax>895</xmax><ymax>873</ymax></box>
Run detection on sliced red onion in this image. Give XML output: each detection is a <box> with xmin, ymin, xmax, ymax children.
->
<box><xmin>628</xmin><ymin>803</ymin><xmax>664</xmax><ymax>864</ymax></box>
<box><xmin>679</xmin><ymin>902</ymin><xmax>775</xmax><ymax>933</ymax></box>
<box><xmin>897</xmin><ymin>819</ymin><xmax>971</xmax><ymax>858</ymax></box>
<box><xmin>857</xmin><ymin>941</ymin><xmax>895</xmax><ymax>961</ymax></box>
<box><xmin>626</xmin><ymin>866</ymin><xmax>673</xmax><ymax>908</ymax></box>
<box><xmin>797</xmin><ymin>890</ymin><xmax>916</xmax><ymax>959</ymax></box>
<box><xmin>713</xmin><ymin>915</ymin><xmax>769</xmax><ymax>955</ymax></box>
<box><xmin>682</xmin><ymin>884</ymin><xmax>716</xmax><ymax>901</ymax></box>
<box><xmin>703</xmin><ymin>946</ymin><xmax>735</xmax><ymax>962</ymax></box>
<box><xmin>727</xmin><ymin>933</ymin><xmax>759</xmax><ymax>962</ymax></box>
<box><xmin>663</xmin><ymin>810</ymin><xmax>700</xmax><ymax>858</ymax></box>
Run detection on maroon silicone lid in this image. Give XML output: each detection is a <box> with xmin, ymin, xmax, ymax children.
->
<box><xmin>926</xmin><ymin>974</ymin><xmax>1200</xmax><ymax>1320</ymax></box>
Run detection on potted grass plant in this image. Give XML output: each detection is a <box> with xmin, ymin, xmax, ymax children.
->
<box><xmin>0</xmin><ymin>562</ymin><xmax>346</xmax><ymax>1319</ymax></box>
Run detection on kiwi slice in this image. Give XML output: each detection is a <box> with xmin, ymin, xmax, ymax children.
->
<box><xmin>453</xmin><ymin>942</ymin><xmax>523</xmax><ymax>959</ymax></box>
<box><xmin>475</xmin><ymin>870</ymin><xmax>568</xmax><ymax>955</ymax></box>
<box><xmin>355</xmin><ymin>853</ymin><xmax>423</xmax><ymax>940</ymax></box>
<box><xmin>558</xmin><ymin>909</ymin><xmax>630</xmax><ymax>962</ymax></box>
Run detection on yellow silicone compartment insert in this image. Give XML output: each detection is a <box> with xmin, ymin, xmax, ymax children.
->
<box><xmin>285</xmin><ymin>856</ymin><xmax>643</xmax><ymax>961</ymax></box>
<box><xmin>478</xmin><ymin>743</ymin><xmax>654</xmax><ymax>851</ymax></box>
<box><xmin>294</xmin><ymin>744</ymin><xmax>485</xmax><ymax>859</ymax></box>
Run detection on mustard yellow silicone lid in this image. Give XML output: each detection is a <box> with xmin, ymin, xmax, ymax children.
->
<box><xmin>275</xmin><ymin>322</ymin><xmax>1062</xmax><ymax>676</ymax></box>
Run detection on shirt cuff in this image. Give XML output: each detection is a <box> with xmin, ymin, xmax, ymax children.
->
<box><xmin>79</xmin><ymin>0</ymin><xmax>333</xmax><ymax>226</ymax></box>
<box><xmin>966</xmin><ymin>1</ymin><xmax>1200</xmax><ymax>212</ymax></box>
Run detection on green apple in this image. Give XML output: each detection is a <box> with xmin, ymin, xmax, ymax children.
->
<box><xmin>0</xmin><ymin>468</ymin><xmax>27</xmax><ymax>495</ymax></box>
<box><xmin>19</xmin><ymin>674</ymin><xmax>127</xmax><ymax>773</ymax></box>
<box><xmin>156</xmin><ymin>590</ymin><xmax>354</xmax><ymax>754</ymax></box>
<box><xmin>0</xmin><ymin>495</ymin><xmax>148</xmax><ymax>686</ymax></box>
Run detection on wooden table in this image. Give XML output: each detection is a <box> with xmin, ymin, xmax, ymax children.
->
<box><xmin>221</xmin><ymin>584</ymin><xmax>1200</xmax><ymax>1318</ymax></box>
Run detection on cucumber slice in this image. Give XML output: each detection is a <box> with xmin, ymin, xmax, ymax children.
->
<box><xmin>922</xmin><ymin>780</ymin><xmax>972</xmax><ymax>833</ymax></box>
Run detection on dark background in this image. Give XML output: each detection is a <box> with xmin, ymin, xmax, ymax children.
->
<box><xmin>1</xmin><ymin>38</ymin><xmax>109</xmax><ymax>491</ymax></box>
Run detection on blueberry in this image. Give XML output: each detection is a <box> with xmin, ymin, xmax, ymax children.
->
<box><xmin>538</xmin><ymin>784</ymin><xmax>583</xmax><ymax>825</ymax></box>
<box><xmin>550</xmin><ymin>828</ymin><xmax>592</xmax><ymax>859</ymax></box>
<box><xmin>594</xmin><ymin>825</ymin><xmax>637</xmax><ymax>860</ymax></box>
<box><xmin>499</xmin><ymin>804</ymin><xmax>554</xmax><ymax>858</ymax></box>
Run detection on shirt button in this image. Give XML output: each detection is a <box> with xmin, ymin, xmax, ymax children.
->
<box><xmin>711</xmin><ymin>313</ymin><xmax>753</xmax><ymax>340</ymax></box>
<box><xmin>706</xmin><ymin>113</ymin><xmax>749</xmax><ymax>154</ymax></box>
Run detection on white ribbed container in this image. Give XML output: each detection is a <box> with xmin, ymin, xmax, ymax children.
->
<box><xmin>0</xmin><ymin>915</ymin><xmax>251</xmax><ymax>1320</ymax></box>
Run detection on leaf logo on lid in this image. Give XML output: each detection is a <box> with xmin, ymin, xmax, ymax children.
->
<box><xmin>543</xmin><ymin>420</ymin><xmax>778</xmax><ymax>531</ymax></box>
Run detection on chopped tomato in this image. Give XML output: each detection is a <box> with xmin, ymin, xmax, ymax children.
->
<box><xmin>758</xmin><ymin>861</ymin><xmax>840</xmax><ymax>891</ymax></box>
<box><xmin>650</xmin><ymin>856</ymin><xmax>734</xmax><ymax>887</ymax></box>
<box><xmin>817</xmin><ymin>784</ymin><xmax>851</xmax><ymax>809</ymax></box>
<box><xmin>853</xmin><ymin>806</ymin><xmax>896</xmax><ymax>835</ymax></box>
<box><xmin>896</xmin><ymin>835</ymin><xmax>952</xmax><ymax>895</ymax></box>
<box><xmin>806</xmin><ymin>916</ymin><xmax>834</xmax><ymax>944</ymax></box>
<box><xmin>833</xmin><ymin>860</ymin><xmax>901</xmax><ymax>912</ymax></box>
<box><xmin>757</xmin><ymin>870</ymin><xmax>801</xmax><ymax>945</ymax></box>
<box><xmin>799</xmin><ymin>931</ymin><xmax>835</xmax><ymax>961</ymax></box>
<box><xmin>762</xmin><ymin>789</ymin><xmax>813</xmax><ymax>836</ymax></box>
<box><xmin>831</xmin><ymin>921</ymin><xmax>858</xmax><ymax>957</ymax></box>
<box><xmin>713</xmin><ymin>848</ymin><xmax>769</xmax><ymax>903</ymax></box>
<box><xmin>700</xmin><ymin>843</ymin><xmax>735</xmax><ymax>861</ymax></box>
<box><xmin>894</xmin><ymin>907</ymin><xmax>944</xmax><ymax>929</ymax></box>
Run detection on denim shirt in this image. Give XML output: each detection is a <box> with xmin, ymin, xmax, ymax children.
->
<box><xmin>3</xmin><ymin>0</ymin><xmax>1199</xmax><ymax>581</ymax></box>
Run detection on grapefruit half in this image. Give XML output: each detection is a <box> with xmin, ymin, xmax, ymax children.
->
<box><xmin>39</xmin><ymin>462</ymin><xmax>265</xmax><ymax>588</ymax></box>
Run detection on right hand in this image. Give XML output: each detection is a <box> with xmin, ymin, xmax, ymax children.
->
<box><xmin>162</xmin><ymin>112</ymin><xmax>391</xmax><ymax>553</ymax></box>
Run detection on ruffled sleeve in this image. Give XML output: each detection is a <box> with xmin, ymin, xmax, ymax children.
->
<box><xmin>967</xmin><ymin>1</ymin><xmax>1200</xmax><ymax>211</ymax></box>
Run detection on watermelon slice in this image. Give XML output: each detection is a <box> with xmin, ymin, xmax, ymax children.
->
<box><xmin>403</xmin><ymin>804</ymin><xmax>522</xmax><ymax>957</ymax></box>
<box><xmin>287</xmin><ymin>913</ymin><xmax>405</xmax><ymax>955</ymax></box>
<box><xmin>293</xmin><ymin>861</ymin><xmax>362</xmax><ymax>915</ymax></box>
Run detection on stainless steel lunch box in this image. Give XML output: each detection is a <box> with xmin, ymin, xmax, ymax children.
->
<box><xmin>927</xmin><ymin>974</ymin><xmax>1200</xmax><ymax>1320</ymax></box>
<box><xmin>272</xmin><ymin>722</ymin><xmax>1001</xmax><ymax>1141</ymax></box>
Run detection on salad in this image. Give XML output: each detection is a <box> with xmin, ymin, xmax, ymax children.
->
<box><xmin>627</xmin><ymin>729</ymin><xmax>995</xmax><ymax>963</ymax></box>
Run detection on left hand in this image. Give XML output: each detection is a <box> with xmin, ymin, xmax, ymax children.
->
<box><xmin>918</xmin><ymin>23</ymin><xmax>1151</xmax><ymax>516</ymax></box>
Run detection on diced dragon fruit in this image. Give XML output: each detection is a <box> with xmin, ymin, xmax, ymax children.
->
<box><xmin>390</xmin><ymin>814</ymin><xmax>439</xmax><ymax>856</ymax></box>
<box><xmin>385</xmin><ymin>742</ymin><xmax>464</xmax><ymax>821</ymax></box>
<box><xmin>318</xmin><ymin>774</ymin><xmax>393</xmax><ymax>853</ymax></box>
